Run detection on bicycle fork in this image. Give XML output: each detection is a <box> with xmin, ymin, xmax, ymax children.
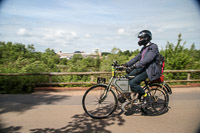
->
<box><xmin>98</xmin><ymin>77</ymin><xmax>114</xmax><ymax>104</ymax></box>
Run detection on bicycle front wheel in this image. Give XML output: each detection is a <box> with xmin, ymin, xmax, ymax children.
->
<box><xmin>82</xmin><ymin>85</ymin><xmax>118</xmax><ymax>119</ymax></box>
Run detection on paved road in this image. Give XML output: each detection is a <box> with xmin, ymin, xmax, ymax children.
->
<box><xmin>0</xmin><ymin>87</ymin><xmax>200</xmax><ymax>133</ymax></box>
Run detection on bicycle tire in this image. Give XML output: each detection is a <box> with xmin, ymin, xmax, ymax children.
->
<box><xmin>82</xmin><ymin>84</ymin><xmax>118</xmax><ymax>119</ymax></box>
<box><xmin>149</xmin><ymin>84</ymin><xmax>169</xmax><ymax>106</ymax></box>
<box><xmin>142</xmin><ymin>88</ymin><xmax>167</xmax><ymax>115</ymax></box>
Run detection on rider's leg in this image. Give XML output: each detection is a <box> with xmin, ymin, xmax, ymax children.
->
<box><xmin>126</xmin><ymin>67</ymin><xmax>145</xmax><ymax>77</ymax></box>
<box><xmin>126</xmin><ymin>68</ymin><xmax>138</xmax><ymax>77</ymax></box>
<box><xmin>129</xmin><ymin>70</ymin><xmax>148</xmax><ymax>99</ymax></box>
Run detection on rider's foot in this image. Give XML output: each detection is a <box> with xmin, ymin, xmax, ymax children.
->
<box><xmin>138</xmin><ymin>92</ymin><xmax>145</xmax><ymax>100</ymax></box>
<box><xmin>138</xmin><ymin>93</ymin><xmax>149</xmax><ymax>104</ymax></box>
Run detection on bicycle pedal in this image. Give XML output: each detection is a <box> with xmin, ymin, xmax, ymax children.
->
<box><xmin>136</xmin><ymin>99</ymin><xmax>144</xmax><ymax>105</ymax></box>
<box><xmin>137</xmin><ymin>99</ymin><xmax>141</xmax><ymax>104</ymax></box>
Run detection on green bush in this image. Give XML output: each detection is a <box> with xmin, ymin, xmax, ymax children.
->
<box><xmin>0</xmin><ymin>34</ymin><xmax>200</xmax><ymax>93</ymax></box>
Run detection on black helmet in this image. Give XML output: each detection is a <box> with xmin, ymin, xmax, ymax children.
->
<box><xmin>137</xmin><ymin>30</ymin><xmax>152</xmax><ymax>46</ymax></box>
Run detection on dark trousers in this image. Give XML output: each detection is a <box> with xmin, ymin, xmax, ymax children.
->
<box><xmin>127</xmin><ymin>68</ymin><xmax>148</xmax><ymax>94</ymax></box>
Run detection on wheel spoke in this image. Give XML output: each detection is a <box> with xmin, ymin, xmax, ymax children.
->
<box><xmin>82</xmin><ymin>85</ymin><xmax>117</xmax><ymax>119</ymax></box>
<box><xmin>142</xmin><ymin>87</ymin><xmax>167</xmax><ymax>115</ymax></box>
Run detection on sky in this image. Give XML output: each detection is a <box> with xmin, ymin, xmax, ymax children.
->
<box><xmin>0</xmin><ymin>0</ymin><xmax>200</xmax><ymax>53</ymax></box>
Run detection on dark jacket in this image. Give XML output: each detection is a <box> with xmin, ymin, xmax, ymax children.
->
<box><xmin>126</xmin><ymin>43</ymin><xmax>161</xmax><ymax>81</ymax></box>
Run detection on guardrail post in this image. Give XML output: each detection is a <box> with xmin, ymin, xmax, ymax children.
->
<box><xmin>49</xmin><ymin>75</ymin><xmax>52</xmax><ymax>84</ymax></box>
<box><xmin>187</xmin><ymin>72</ymin><xmax>191</xmax><ymax>85</ymax></box>
<box><xmin>187</xmin><ymin>72</ymin><xmax>191</xmax><ymax>81</ymax></box>
<box><xmin>91</xmin><ymin>74</ymin><xmax>94</xmax><ymax>84</ymax></box>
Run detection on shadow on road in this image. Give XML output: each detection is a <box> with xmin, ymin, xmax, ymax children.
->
<box><xmin>0</xmin><ymin>94</ymin><xmax>70</xmax><ymax>133</ymax></box>
<box><xmin>0</xmin><ymin>94</ymin><xmax>70</xmax><ymax>114</ymax></box>
<box><xmin>0</xmin><ymin>119</ymin><xmax>22</xmax><ymax>133</ymax></box>
<box><xmin>30</xmin><ymin>112</ymin><xmax>125</xmax><ymax>133</ymax></box>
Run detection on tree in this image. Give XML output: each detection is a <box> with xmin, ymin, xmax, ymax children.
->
<box><xmin>111</xmin><ymin>47</ymin><xmax>121</xmax><ymax>54</ymax></box>
<box><xmin>161</xmin><ymin>34</ymin><xmax>200</xmax><ymax>81</ymax></box>
<box><xmin>41</xmin><ymin>48</ymin><xmax>60</xmax><ymax>70</ymax></box>
<box><xmin>100</xmin><ymin>47</ymin><xmax>131</xmax><ymax>71</ymax></box>
<box><xmin>163</xmin><ymin>34</ymin><xmax>192</xmax><ymax>70</ymax></box>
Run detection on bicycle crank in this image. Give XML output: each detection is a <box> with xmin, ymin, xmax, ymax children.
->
<box><xmin>121</xmin><ymin>101</ymin><xmax>132</xmax><ymax>112</ymax></box>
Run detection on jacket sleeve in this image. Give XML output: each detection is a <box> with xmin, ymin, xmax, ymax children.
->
<box><xmin>126</xmin><ymin>53</ymin><xmax>141</xmax><ymax>67</ymax></box>
<box><xmin>135</xmin><ymin>44</ymin><xmax>159</xmax><ymax>68</ymax></box>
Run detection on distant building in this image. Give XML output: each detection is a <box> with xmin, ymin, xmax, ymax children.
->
<box><xmin>57</xmin><ymin>51</ymin><xmax>101</xmax><ymax>59</ymax></box>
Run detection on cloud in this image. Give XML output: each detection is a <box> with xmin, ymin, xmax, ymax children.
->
<box><xmin>1</xmin><ymin>0</ymin><xmax>199</xmax><ymax>52</ymax></box>
<box><xmin>85</xmin><ymin>33</ymin><xmax>91</xmax><ymax>38</ymax></box>
<box><xmin>117</xmin><ymin>28</ymin><xmax>132</xmax><ymax>36</ymax></box>
<box><xmin>16</xmin><ymin>28</ymin><xmax>32</xmax><ymax>37</ymax></box>
<box><xmin>117</xmin><ymin>28</ymin><xmax>125</xmax><ymax>35</ymax></box>
<box><xmin>42</xmin><ymin>29</ymin><xmax>78</xmax><ymax>41</ymax></box>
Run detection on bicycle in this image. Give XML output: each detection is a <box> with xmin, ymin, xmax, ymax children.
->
<box><xmin>82</xmin><ymin>61</ymin><xmax>172</xmax><ymax>119</ymax></box>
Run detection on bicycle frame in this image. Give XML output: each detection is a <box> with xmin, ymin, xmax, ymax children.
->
<box><xmin>105</xmin><ymin>65</ymin><xmax>135</xmax><ymax>93</ymax></box>
<box><xmin>101</xmin><ymin>65</ymin><xmax>131</xmax><ymax>100</ymax></box>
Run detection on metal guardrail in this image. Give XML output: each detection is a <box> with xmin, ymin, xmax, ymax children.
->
<box><xmin>0</xmin><ymin>70</ymin><xmax>200</xmax><ymax>85</ymax></box>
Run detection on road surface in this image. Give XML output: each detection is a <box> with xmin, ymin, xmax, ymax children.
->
<box><xmin>0</xmin><ymin>87</ymin><xmax>200</xmax><ymax>133</ymax></box>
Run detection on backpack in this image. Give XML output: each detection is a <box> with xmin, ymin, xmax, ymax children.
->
<box><xmin>156</xmin><ymin>53</ymin><xmax>165</xmax><ymax>74</ymax></box>
<box><xmin>152</xmin><ymin>53</ymin><xmax>165</xmax><ymax>82</ymax></box>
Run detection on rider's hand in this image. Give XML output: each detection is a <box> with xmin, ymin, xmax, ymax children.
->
<box><xmin>126</xmin><ymin>67</ymin><xmax>132</xmax><ymax>74</ymax></box>
<box><xmin>117</xmin><ymin>67</ymin><xmax>123</xmax><ymax>71</ymax></box>
<box><xmin>125</xmin><ymin>64</ymin><xmax>136</xmax><ymax>74</ymax></box>
<box><xmin>121</xmin><ymin>63</ymin><xmax>128</xmax><ymax>67</ymax></box>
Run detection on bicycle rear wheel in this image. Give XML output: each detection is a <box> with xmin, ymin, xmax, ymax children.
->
<box><xmin>149</xmin><ymin>84</ymin><xmax>169</xmax><ymax>105</ymax></box>
<box><xmin>142</xmin><ymin>88</ymin><xmax>167</xmax><ymax>115</ymax></box>
<box><xmin>82</xmin><ymin>85</ymin><xmax>118</xmax><ymax>119</ymax></box>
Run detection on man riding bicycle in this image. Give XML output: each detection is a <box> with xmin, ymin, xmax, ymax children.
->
<box><xmin>124</xmin><ymin>30</ymin><xmax>162</xmax><ymax>101</ymax></box>
<box><xmin>82</xmin><ymin>30</ymin><xmax>171</xmax><ymax>118</ymax></box>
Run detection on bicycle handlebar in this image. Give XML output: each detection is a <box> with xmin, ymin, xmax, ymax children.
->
<box><xmin>111</xmin><ymin>61</ymin><xmax>127</xmax><ymax>71</ymax></box>
<box><xmin>114</xmin><ymin>66</ymin><xmax>126</xmax><ymax>71</ymax></box>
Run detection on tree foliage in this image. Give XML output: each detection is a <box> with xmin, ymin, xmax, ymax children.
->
<box><xmin>0</xmin><ymin>34</ymin><xmax>200</xmax><ymax>93</ymax></box>
<box><xmin>162</xmin><ymin>34</ymin><xmax>193</xmax><ymax>70</ymax></box>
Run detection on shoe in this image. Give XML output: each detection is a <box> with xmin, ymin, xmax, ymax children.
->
<box><xmin>138</xmin><ymin>93</ymin><xmax>149</xmax><ymax>104</ymax></box>
<box><xmin>137</xmin><ymin>93</ymin><xmax>145</xmax><ymax>100</ymax></box>
<box><xmin>143</xmin><ymin>93</ymin><xmax>148</xmax><ymax>98</ymax></box>
<box><xmin>142</xmin><ymin>93</ymin><xmax>149</xmax><ymax>103</ymax></box>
